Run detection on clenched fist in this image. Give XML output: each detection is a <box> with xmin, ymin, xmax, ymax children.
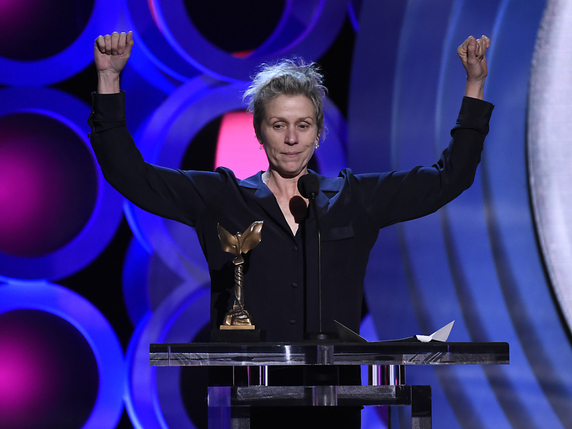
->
<box><xmin>94</xmin><ymin>31</ymin><xmax>134</xmax><ymax>93</ymax></box>
<box><xmin>457</xmin><ymin>35</ymin><xmax>490</xmax><ymax>99</ymax></box>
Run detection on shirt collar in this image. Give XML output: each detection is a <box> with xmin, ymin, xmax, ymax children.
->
<box><xmin>239</xmin><ymin>170</ymin><xmax>341</xmax><ymax>216</ymax></box>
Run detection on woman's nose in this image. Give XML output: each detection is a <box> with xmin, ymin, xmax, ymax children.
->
<box><xmin>285</xmin><ymin>129</ymin><xmax>297</xmax><ymax>144</ymax></box>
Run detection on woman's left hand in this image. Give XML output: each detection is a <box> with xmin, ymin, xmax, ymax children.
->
<box><xmin>458</xmin><ymin>35</ymin><xmax>490</xmax><ymax>99</ymax></box>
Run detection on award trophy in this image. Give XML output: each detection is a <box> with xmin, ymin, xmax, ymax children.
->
<box><xmin>216</xmin><ymin>221</ymin><xmax>263</xmax><ymax>339</ymax></box>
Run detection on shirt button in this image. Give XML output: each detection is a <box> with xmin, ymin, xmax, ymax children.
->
<box><xmin>291</xmin><ymin>282</ymin><xmax>298</xmax><ymax>288</ymax></box>
<box><xmin>293</xmin><ymin>246</ymin><xmax>298</xmax><ymax>251</ymax></box>
<box><xmin>290</xmin><ymin>319</ymin><xmax>296</xmax><ymax>325</ymax></box>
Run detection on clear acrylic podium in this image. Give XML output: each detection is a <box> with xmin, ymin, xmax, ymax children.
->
<box><xmin>150</xmin><ymin>341</ymin><xmax>509</xmax><ymax>428</ymax></box>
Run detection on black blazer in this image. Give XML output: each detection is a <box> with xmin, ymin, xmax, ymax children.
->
<box><xmin>89</xmin><ymin>93</ymin><xmax>493</xmax><ymax>342</ymax></box>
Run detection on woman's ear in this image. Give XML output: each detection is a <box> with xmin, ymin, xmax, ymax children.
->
<box><xmin>254</xmin><ymin>123</ymin><xmax>262</xmax><ymax>143</ymax></box>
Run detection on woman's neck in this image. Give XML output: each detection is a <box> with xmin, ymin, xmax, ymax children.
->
<box><xmin>263</xmin><ymin>170</ymin><xmax>309</xmax><ymax>234</ymax></box>
<box><xmin>262</xmin><ymin>170</ymin><xmax>306</xmax><ymax>199</ymax></box>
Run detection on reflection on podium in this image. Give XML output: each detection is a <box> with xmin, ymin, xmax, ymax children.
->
<box><xmin>150</xmin><ymin>341</ymin><xmax>509</xmax><ymax>428</ymax></box>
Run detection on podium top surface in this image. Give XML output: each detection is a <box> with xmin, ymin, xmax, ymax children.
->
<box><xmin>149</xmin><ymin>341</ymin><xmax>509</xmax><ymax>367</ymax></box>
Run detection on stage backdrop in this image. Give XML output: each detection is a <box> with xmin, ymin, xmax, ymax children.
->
<box><xmin>1</xmin><ymin>1</ymin><xmax>571</xmax><ymax>428</ymax></box>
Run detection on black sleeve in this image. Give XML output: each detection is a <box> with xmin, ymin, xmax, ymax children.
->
<box><xmin>88</xmin><ymin>91</ymin><xmax>227</xmax><ymax>226</ymax></box>
<box><xmin>356</xmin><ymin>96</ymin><xmax>494</xmax><ymax>228</ymax></box>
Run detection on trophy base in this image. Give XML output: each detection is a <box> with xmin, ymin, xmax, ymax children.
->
<box><xmin>219</xmin><ymin>324</ymin><xmax>255</xmax><ymax>330</ymax></box>
<box><xmin>211</xmin><ymin>328</ymin><xmax>265</xmax><ymax>343</ymax></box>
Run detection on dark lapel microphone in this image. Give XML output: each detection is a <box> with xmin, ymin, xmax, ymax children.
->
<box><xmin>298</xmin><ymin>173</ymin><xmax>337</xmax><ymax>341</ymax></box>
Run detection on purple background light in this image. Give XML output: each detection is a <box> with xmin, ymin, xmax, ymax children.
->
<box><xmin>0</xmin><ymin>0</ymin><xmax>120</xmax><ymax>86</ymax></box>
<box><xmin>0</xmin><ymin>282</ymin><xmax>127</xmax><ymax>429</ymax></box>
<box><xmin>0</xmin><ymin>309</ymin><xmax>99</xmax><ymax>429</ymax></box>
<box><xmin>0</xmin><ymin>0</ymin><xmax>93</xmax><ymax>61</ymax></box>
<box><xmin>0</xmin><ymin>87</ymin><xmax>124</xmax><ymax>281</ymax></box>
<box><xmin>0</xmin><ymin>112</ymin><xmax>97</xmax><ymax>257</ymax></box>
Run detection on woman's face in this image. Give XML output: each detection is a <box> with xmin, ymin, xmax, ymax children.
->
<box><xmin>257</xmin><ymin>94</ymin><xmax>319</xmax><ymax>179</ymax></box>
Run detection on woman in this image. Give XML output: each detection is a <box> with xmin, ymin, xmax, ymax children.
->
<box><xmin>90</xmin><ymin>31</ymin><xmax>493</xmax><ymax>427</ymax></box>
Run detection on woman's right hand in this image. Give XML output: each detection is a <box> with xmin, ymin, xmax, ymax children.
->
<box><xmin>94</xmin><ymin>31</ymin><xmax>134</xmax><ymax>93</ymax></box>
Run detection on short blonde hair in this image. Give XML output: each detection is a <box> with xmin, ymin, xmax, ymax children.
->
<box><xmin>243</xmin><ymin>58</ymin><xmax>327</xmax><ymax>140</ymax></box>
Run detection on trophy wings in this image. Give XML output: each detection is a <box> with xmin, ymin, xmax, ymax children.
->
<box><xmin>217</xmin><ymin>221</ymin><xmax>264</xmax><ymax>264</ymax></box>
<box><xmin>240</xmin><ymin>221</ymin><xmax>263</xmax><ymax>254</ymax></box>
<box><xmin>217</xmin><ymin>224</ymin><xmax>240</xmax><ymax>256</ymax></box>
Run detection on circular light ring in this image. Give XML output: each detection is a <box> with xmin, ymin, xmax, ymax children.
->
<box><xmin>126</xmin><ymin>76</ymin><xmax>347</xmax><ymax>285</ymax></box>
<box><xmin>151</xmin><ymin>0</ymin><xmax>350</xmax><ymax>82</ymax></box>
<box><xmin>0</xmin><ymin>0</ymin><xmax>94</xmax><ymax>62</ymax></box>
<box><xmin>123</xmin><ymin>0</ymin><xmax>201</xmax><ymax>85</ymax></box>
<box><xmin>0</xmin><ymin>87</ymin><xmax>124</xmax><ymax>280</ymax></box>
<box><xmin>0</xmin><ymin>309</ymin><xmax>99</xmax><ymax>428</ymax></box>
<box><xmin>0</xmin><ymin>112</ymin><xmax>97</xmax><ymax>258</ymax></box>
<box><xmin>0</xmin><ymin>282</ymin><xmax>125</xmax><ymax>429</ymax></box>
<box><xmin>0</xmin><ymin>0</ymin><xmax>121</xmax><ymax>86</ymax></box>
<box><xmin>125</xmin><ymin>283</ymin><xmax>209</xmax><ymax>429</ymax></box>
